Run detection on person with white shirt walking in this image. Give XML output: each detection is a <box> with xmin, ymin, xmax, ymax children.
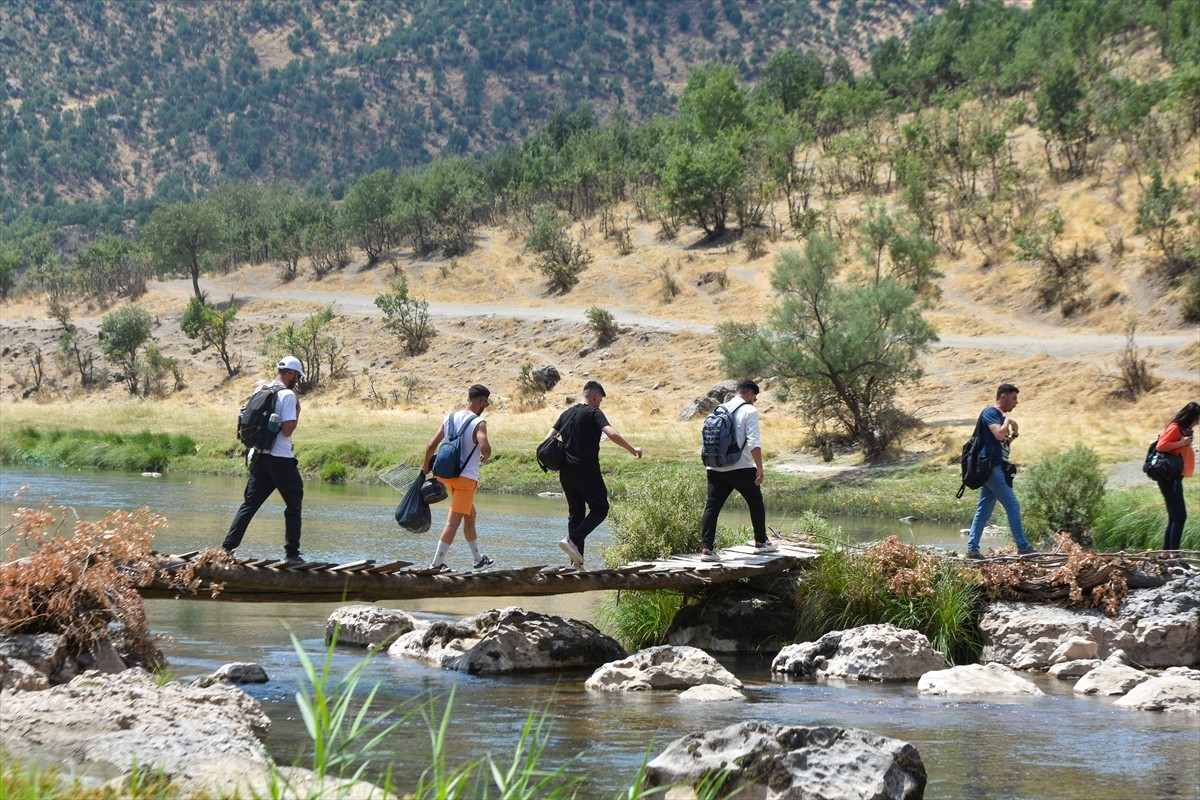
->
<box><xmin>699</xmin><ymin>378</ymin><xmax>774</xmax><ymax>561</ymax></box>
<box><xmin>422</xmin><ymin>384</ymin><xmax>494</xmax><ymax>572</ymax></box>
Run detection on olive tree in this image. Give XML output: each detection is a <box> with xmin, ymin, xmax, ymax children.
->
<box><xmin>181</xmin><ymin>296</ymin><xmax>241</xmax><ymax>377</ymax></box>
<box><xmin>142</xmin><ymin>199</ymin><xmax>223</xmax><ymax>303</ymax></box>
<box><xmin>100</xmin><ymin>306</ymin><xmax>155</xmax><ymax>395</ymax></box>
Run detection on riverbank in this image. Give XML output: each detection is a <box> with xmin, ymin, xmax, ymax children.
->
<box><xmin>2</xmin><ymin>400</ymin><xmax>1197</xmax><ymax>539</ymax></box>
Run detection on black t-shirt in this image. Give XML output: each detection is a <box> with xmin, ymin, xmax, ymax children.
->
<box><xmin>554</xmin><ymin>404</ymin><xmax>609</xmax><ymax>470</ymax></box>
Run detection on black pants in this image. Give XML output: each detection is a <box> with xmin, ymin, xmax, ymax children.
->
<box><xmin>1159</xmin><ymin>477</ymin><xmax>1187</xmax><ymax>551</ymax></box>
<box><xmin>223</xmin><ymin>454</ymin><xmax>304</xmax><ymax>558</ymax></box>
<box><xmin>559</xmin><ymin>467</ymin><xmax>609</xmax><ymax>557</ymax></box>
<box><xmin>701</xmin><ymin>467</ymin><xmax>766</xmax><ymax>550</ymax></box>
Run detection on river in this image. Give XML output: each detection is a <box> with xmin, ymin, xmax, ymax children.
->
<box><xmin>1</xmin><ymin>467</ymin><xmax>1197</xmax><ymax>800</ymax></box>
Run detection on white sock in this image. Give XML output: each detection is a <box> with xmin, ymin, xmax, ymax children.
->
<box><xmin>466</xmin><ymin>538</ymin><xmax>481</xmax><ymax>560</ymax></box>
<box><xmin>432</xmin><ymin>540</ymin><xmax>451</xmax><ymax>566</ymax></box>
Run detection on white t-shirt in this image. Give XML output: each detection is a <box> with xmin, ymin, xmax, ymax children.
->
<box><xmin>267</xmin><ymin>383</ymin><xmax>299</xmax><ymax>458</ymax></box>
<box><xmin>443</xmin><ymin>410</ymin><xmax>484</xmax><ymax>481</ymax></box>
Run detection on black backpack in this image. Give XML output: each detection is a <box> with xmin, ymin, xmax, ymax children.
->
<box><xmin>236</xmin><ymin>384</ymin><xmax>283</xmax><ymax>450</ymax></box>
<box><xmin>700</xmin><ymin>402</ymin><xmax>744</xmax><ymax>467</ymax></box>
<box><xmin>431</xmin><ymin>413</ymin><xmax>478</xmax><ymax>479</ymax></box>
<box><xmin>956</xmin><ymin>414</ymin><xmax>993</xmax><ymax>499</ymax></box>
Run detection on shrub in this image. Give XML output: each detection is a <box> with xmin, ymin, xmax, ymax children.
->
<box><xmin>0</xmin><ymin>501</ymin><xmax>200</xmax><ymax>667</ymax></box>
<box><xmin>1023</xmin><ymin>444</ymin><xmax>1106</xmax><ymax>546</ymax></box>
<box><xmin>604</xmin><ymin>467</ymin><xmax>709</xmax><ymax>567</ymax></box>
<box><xmin>795</xmin><ymin>536</ymin><xmax>983</xmax><ymax>664</ymax></box>
<box><xmin>526</xmin><ymin>209</ymin><xmax>592</xmax><ymax>293</ymax></box>
<box><xmin>741</xmin><ymin>227</ymin><xmax>767</xmax><ymax>259</ymax></box>
<box><xmin>586</xmin><ymin>306</ymin><xmax>618</xmax><ymax>346</ymax></box>
<box><xmin>375</xmin><ymin>278</ymin><xmax>435</xmax><ymax>357</ymax></box>
<box><xmin>595</xmin><ymin>590</ymin><xmax>683</xmax><ymax>652</ymax></box>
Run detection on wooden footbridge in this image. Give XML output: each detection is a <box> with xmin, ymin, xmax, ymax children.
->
<box><xmin>140</xmin><ymin>542</ymin><xmax>822</xmax><ymax>602</ymax></box>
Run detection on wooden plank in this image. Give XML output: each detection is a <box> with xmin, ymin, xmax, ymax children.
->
<box><xmin>365</xmin><ymin>560</ymin><xmax>413</xmax><ymax>574</ymax></box>
<box><xmin>327</xmin><ymin>559</ymin><xmax>376</xmax><ymax>573</ymax></box>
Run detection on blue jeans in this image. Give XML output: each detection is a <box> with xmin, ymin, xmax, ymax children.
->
<box><xmin>968</xmin><ymin>464</ymin><xmax>1031</xmax><ymax>552</ymax></box>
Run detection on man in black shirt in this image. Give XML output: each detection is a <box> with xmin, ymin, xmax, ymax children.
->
<box><xmin>543</xmin><ymin>380</ymin><xmax>642</xmax><ymax>568</ymax></box>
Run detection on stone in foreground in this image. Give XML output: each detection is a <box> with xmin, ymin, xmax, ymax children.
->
<box><xmin>645</xmin><ymin>720</ymin><xmax>925</xmax><ymax>800</ymax></box>
<box><xmin>1112</xmin><ymin>676</ymin><xmax>1200</xmax><ymax>713</ymax></box>
<box><xmin>585</xmin><ymin>644</ymin><xmax>741</xmax><ymax>691</ymax></box>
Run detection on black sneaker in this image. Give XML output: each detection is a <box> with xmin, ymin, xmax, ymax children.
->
<box><xmin>1017</xmin><ymin>546</ymin><xmax>1039</xmax><ymax>556</ymax></box>
<box><xmin>965</xmin><ymin>550</ymin><xmax>984</xmax><ymax>560</ymax></box>
<box><xmin>427</xmin><ymin>562</ymin><xmax>451</xmax><ymax>574</ymax></box>
<box><xmin>283</xmin><ymin>555</ymin><xmax>305</xmax><ymax>565</ymax></box>
<box><xmin>473</xmin><ymin>555</ymin><xmax>495</xmax><ymax>571</ymax></box>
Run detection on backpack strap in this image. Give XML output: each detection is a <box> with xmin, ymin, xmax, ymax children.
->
<box><xmin>452</xmin><ymin>412</ymin><xmax>479</xmax><ymax>467</ymax></box>
<box><xmin>726</xmin><ymin>399</ymin><xmax>747</xmax><ymax>451</ymax></box>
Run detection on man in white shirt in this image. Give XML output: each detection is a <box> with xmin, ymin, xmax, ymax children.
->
<box><xmin>422</xmin><ymin>384</ymin><xmax>493</xmax><ymax>572</ymax></box>
<box><xmin>223</xmin><ymin>356</ymin><xmax>305</xmax><ymax>562</ymax></box>
<box><xmin>700</xmin><ymin>379</ymin><xmax>774</xmax><ymax>561</ymax></box>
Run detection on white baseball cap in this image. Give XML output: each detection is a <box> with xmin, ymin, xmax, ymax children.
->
<box><xmin>277</xmin><ymin>356</ymin><xmax>305</xmax><ymax>379</ymax></box>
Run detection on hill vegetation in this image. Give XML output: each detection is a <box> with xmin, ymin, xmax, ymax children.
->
<box><xmin>0</xmin><ymin>0</ymin><xmax>1197</xmax><ymax>467</ymax></box>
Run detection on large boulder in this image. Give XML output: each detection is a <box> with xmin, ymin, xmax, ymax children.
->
<box><xmin>585</xmin><ymin>645</ymin><xmax>741</xmax><ymax>691</ymax></box>
<box><xmin>772</xmin><ymin>624</ymin><xmax>946</xmax><ymax>682</ymax></box>
<box><xmin>0</xmin><ymin>655</ymin><xmax>49</xmax><ymax>693</ymax></box>
<box><xmin>666</xmin><ymin>587</ymin><xmax>794</xmax><ymax>654</ymax></box>
<box><xmin>0</xmin><ymin>633</ymin><xmax>69</xmax><ymax>683</ymax></box>
<box><xmin>1073</xmin><ymin>662</ymin><xmax>1151</xmax><ymax>696</ymax></box>
<box><xmin>644</xmin><ymin>720</ymin><xmax>926</xmax><ymax>800</ymax></box>
<box><xmin>979</xmin><ymin>574</ymin><xmax>1200</xmax><ymax>670</ymax></box>
<box><xmin>1112</xmin><ymin>675</ymin><xmax>1200</xmax><ymax>713</ymax></box>
<box><xmin>0</xmin><ymin>668</ymin><xmax>272</xmax><ymax>797</ymax></box>
<box><xmin>328</xmin><ymin>605</ymin><xmax>417</xmax><ymax>648</ymax></box>
<box><xmin>196</xmin><ymin>662</ymin><xmax>269</xmax><ymax>688</ymax></box>
<box><xmin>917</xmin><ymin>662</ymin><xmax>1044</xmax><ymax>696</ymax></box>
<box><xmin>388</xmin><ymin>606</ymin><xmax>624</xmax><ymax>674</ymax></box>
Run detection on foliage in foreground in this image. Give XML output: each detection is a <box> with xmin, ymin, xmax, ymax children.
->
<box><xmin>0</xmin><ymin>501</ymin><xmax>201</xmax><ymax>669</ymax></box>
<box><xmin>795</xmin><ymin>535</ymin><xmax>984</xmax><ymax>665</ymax></box>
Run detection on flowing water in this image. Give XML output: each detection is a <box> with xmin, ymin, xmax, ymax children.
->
<box><xmin>2</xmin><ymin>467</ymin><xmax>1197</xmax><ymax>800</ymax></box>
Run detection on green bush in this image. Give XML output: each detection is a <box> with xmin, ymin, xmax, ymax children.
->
<box><xmin>1022</xmin><ymin>444</ymin><xmax>1105</xmax><ymax>546</ymax></box>
<box><xmin>795</xmin><ymin>536</ymin><xmax>983</xmax><ymax>665</ymax></box>
<box><xmin>603</xmin><ymin>467</ymin><xmax>710</xmax><ymax>567</ymax></box>
<box><xmin>595</xmin><ymin>590</ymin><xmax>683</xmax><ymax>652</ymax></box>
<box><xmin>319</xmin><ymin>461</ymin><xmax>349</xmax><ymax>483</ymax></box>
<box><xmin>585</xmin><ymin>306</ymin><xmax>618</xmax><ymax>345</ymax></box>
<box><xmin>0</xmin><ymin>428</ymin><xmax>196</xmax><ymax>473</ymax></box>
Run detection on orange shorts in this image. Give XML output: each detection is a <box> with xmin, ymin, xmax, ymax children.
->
<box><xmin>441</xmin><ymin>475</ymin><xmax>478</xmax><ymax>515</ymax></box>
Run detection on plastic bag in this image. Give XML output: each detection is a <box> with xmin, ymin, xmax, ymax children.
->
<box><xmin>395</xmin><ymin>470</ymin><xmax>432</xmax><ymax>532</ymax></box>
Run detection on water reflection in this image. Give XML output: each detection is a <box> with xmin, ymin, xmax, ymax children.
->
<box><xmin>3</xmin><ymin>467</ymin><xmax>1197</xmax><ymax>799</ymax></box>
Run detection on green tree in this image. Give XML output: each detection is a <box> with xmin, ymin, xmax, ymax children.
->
<box><xmin>1135</xmin><ymin>164</ymin><xmax>1186</xmax><ymax>269</ymax></box>
<box><xmin>270</xmin><ymin>192</ymin><xmax>326</xmax><ymax>282</ymax></box>
<box><xmin>142</xmin><ymin>199</ymin><xmax>223</xmax><ymax>302</ymax></box>
<box><xmin>757</xmin><ymin>49</ymin><xmax>825</xmax><ymax>114</ymax></box>
<box><xmin>1036</xmin><ymin>62</ymin><xmax>1093</xmax><ymax>180</ymax></box>
<box><xmin>660</xmin><ymin>136</ymin><xmax>745</xmax><ymax>237</ymax></box>
<box><xmin>263</xmin><ymin>306</ymin><xmax>341</xmax><ymax>390</ymax></box>
<box><xmin>526</xmin><ymin>208</ymin><xmax>592</xmax><ymax>293</ymax></box>
<box><xmin>719</xmin><ymin>236</ymin><xmax>937</xmax><ymax>459</ymax></box>
<box><xmin>99</xmin><ymin>306</ymin><xmax>154</xmax><ymax>395</ymax></box>
<box><xmin>341</xmin><ymin>168</ymin><xmax>395</xmax><ymax>264</ymax></box>
<box><xmin>73</xmin><ymin>235</ymin><xmax>143</xmax><ymax>304</ymax></box>
<box><xmin>374</xmin><ymin>278</ymin><xmax>434</xmax><ymax>357</ymax></box>
<box><xmin>180</xmin><ymin>296</ymin><xmax>240</xmax><ymax>377</ymax></box>
<box><xmin>0</xmin><ymin>244</ymin><xmax>18</xmax><ymax>301</ymax></box>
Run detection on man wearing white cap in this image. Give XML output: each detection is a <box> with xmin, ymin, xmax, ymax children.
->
<box><xmin>222</xmin><ymin>356</ymin><xmax>306</xmax><ymax>562</ymax></box>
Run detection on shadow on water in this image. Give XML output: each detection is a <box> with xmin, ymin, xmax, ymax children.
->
<box><xmin>3</xmin><ymin>467</ymin><xmax>1198</xmax><ymax>799</ymax></box>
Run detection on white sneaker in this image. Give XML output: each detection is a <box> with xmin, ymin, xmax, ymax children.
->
<box><xmin>752</xmin><ymin>540</ymin><xmax>779</xmax><ymax>553</ymax></box>
<box><xmin>700</xmin><ymin>548</ymin><xmax>720</xmax><ymax>562</ymax></box>
<box><xmin>558</xmin><ymin>537</ymin><xmax>584</xmax><ymax>565</ymax></box>
<box><xmin>473</xmin><ymin>555</ymin><xmax>495</xmax><ymax>571</ymax></box>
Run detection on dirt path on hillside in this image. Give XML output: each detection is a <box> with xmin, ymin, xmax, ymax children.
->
<box><xmin>157</xmin><ymin>274</ymin><xmax>1199</xmax><ymax>381</ymax></box>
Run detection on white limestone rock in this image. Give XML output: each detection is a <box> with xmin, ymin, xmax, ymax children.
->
<box><xmin>585</xmin><ymin>645</ymin><xmax>742</xmax><ymax>691</ymax></box>
<box><xmin>327</xmin><ymin>605</ymin><xmax>417</xmax><ymax>648</ymax></box>
<box><xmin>1073</xmin><ymin>662</ymin><xmax>1150</xmax><ymax>696</ymax></box>
<box><xmin>917</xmin><ymin>662</ymin><xmax>1044</xmax><ymax>696</ymax></box>
<box><xmin>1113</xmin><ymin>676</ymin><xmax>1200</xmax><ymax>713</ymax></box>
<box><xmin>678</xmin><ymin>684</ymin><xmax>747</xmax><ymax>702</ymax></box>
<box><xmin>772</xmin><ymin>624</ymin><xmax>946</xmax><ymax>681</ymax></box>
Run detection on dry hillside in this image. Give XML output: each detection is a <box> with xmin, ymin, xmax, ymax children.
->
<box><xmin>1</xmin><ymin>111</ymin><xmax>1197</xmax><ymax>471</ymax></box>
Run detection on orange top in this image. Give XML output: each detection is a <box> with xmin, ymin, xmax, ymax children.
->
<box><xmin>1157</xmin><ymin>422</ymin><xmax>1195</xmax><ymax>478</ymax></box>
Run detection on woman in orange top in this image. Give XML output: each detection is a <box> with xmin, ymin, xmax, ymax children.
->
<box><xmin>1155</xmin><ymin>401</ymin><xmax>1199</xmax><ymax>554</ymax></box>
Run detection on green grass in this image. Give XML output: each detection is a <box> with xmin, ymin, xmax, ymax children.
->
<box><xmin>1093</xmin><ymin>481</ymin><xmax>1200</xmax><ymax>552</ymax></box>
